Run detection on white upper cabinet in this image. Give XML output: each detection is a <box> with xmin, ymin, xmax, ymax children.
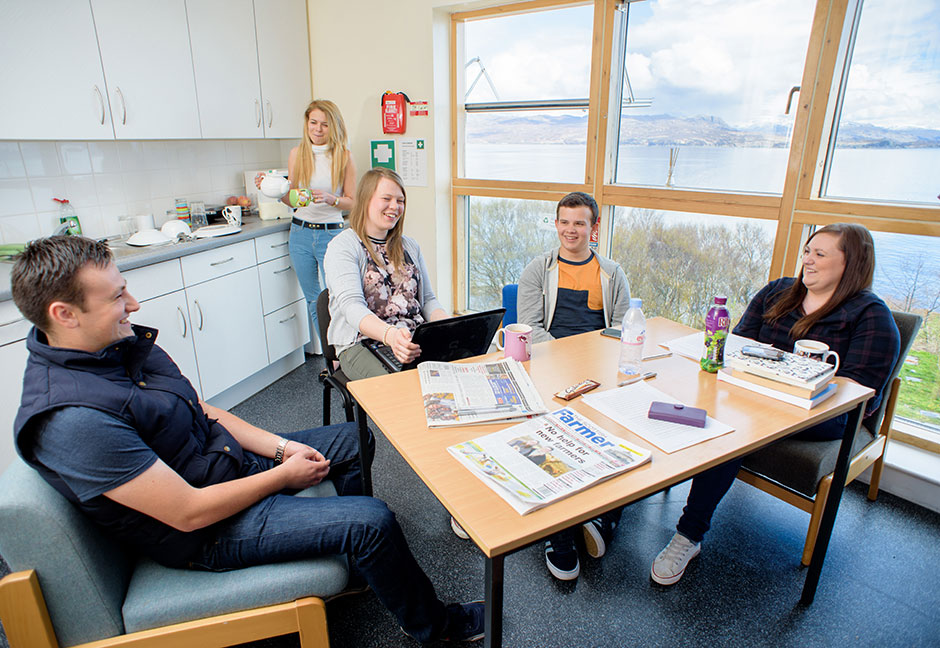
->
<box><xmin>255</xmin><ymin>0</ymin><xmax>311</xmax><ymax>138</ymax></box>
<box><xmin>188</xmin><ymin>0</ymin><xmax>265</xmax><ymax>139</ymax></box>
<box><xmin>91</xmin><ymin>0</ymin><xmax>202</xmax><ymax>139</ymax></box>
<box><xmin>0</xmin><ymin>0</ymin><xmax>114</xmax><ymax>140</ymax></box>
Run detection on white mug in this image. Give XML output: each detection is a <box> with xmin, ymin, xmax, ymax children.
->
<box><xmin>793</xmin><ymin>339</ymin><xmax>840</xmax><ymax>373</ymax></box>
<box><xmin>222</xmin><ymin>205</ymin><xmax>242</xmax><ymax>226</ymax></box>
<box><xmin>133</xmin><ymin>213</ymin><xmax>154</xmax><ymax>232</ymax></box>
<box><xmin>496</xmin><ymin>323</ymin><xmax>532</xmax><ymax>362</ymax></box>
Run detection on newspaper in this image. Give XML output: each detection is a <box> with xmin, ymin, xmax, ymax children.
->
<box><xmin>419</xmin><ymin>359</ymin><xmax>548</xmax><ymax>427</ymax></box>
<box><xmin>447</xmin><ymin>408</ymin><xmax>653</xmax><ymax>515</ymax></box>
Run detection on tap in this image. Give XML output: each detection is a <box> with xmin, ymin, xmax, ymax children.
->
<box><xmin>53</xmin><ymin>222</ymin><xmax>71</xmax><ymax>236</ymax></box>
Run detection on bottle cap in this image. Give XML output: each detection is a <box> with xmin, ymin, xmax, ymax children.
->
<box><xmin>714</xmin><ymin>295</ymin><xmax>728</xmax><ymax>304</ymax></box>
<box><xmin>629</xmin><ymin>297</ymin><xmax>643</xmax><ymax>309</ymax></box>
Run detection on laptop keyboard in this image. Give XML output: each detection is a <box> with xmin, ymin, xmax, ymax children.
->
<box><xmin>364</xmin><ymin>340</ymin><xmax>403</xmax><ymax>372</ymax></box>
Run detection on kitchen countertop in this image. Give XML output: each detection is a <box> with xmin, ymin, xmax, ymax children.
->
<box><xmin>0</xmin><ymin>216</ymin><xmax>291</xmax><ymax>303</ymax></box>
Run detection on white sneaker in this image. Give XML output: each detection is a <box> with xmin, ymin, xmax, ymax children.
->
<box><xmin>450</xmin><ymin>516</ymin><xmax>470</xmax><ymax>540</ymax></box>
<box><xmin>651</xmin><ymin>533</ymin><xmax>700</xmax><ymax>585</ymax></box>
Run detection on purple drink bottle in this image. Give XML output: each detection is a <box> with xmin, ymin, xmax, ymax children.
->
<box><xmin>700</xmin><ymin>295</ymin><xmax>730</xmax><ymax>373</ymax></box>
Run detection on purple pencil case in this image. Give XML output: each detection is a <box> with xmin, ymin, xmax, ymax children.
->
<box><xmin>648</xmin><ymin>401</ymin><xmax>707</xmax><ymax>428</ymax></box>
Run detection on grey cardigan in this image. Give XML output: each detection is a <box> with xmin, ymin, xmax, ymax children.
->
<box><xmin>517</xmin><ymin>248</ymin><xmax>630</xmax><ymax>344</ymax></box>
<box><xmin>323</xmin><ymin>228</ymin><xmax>444</xmax><ymax>353</ymax></box>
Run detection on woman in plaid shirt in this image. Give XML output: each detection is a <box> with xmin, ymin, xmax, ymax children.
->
<box><xmin>651</xmin><ymin>223</ymin><xmax>900</xmax><ymax>586</ymax></box>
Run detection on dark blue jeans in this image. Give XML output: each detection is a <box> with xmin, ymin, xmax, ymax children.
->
<box><xmin>189</xmin><ymin>423</ymin><xmax>448</xmax><ymax>642</ymax></box>
<box><xmin>676</xmin><ymin>413</ymin><xmax>849</xmax><ymax>544</ymax></box>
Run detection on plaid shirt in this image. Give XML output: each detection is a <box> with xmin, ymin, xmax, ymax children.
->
<box><xmin>733</xmin><ymin>278</ymin><xmax>900</xmax><ymax>416</ymax></box>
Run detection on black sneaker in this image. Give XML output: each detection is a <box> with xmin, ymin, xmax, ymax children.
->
<box><xmin>582</xmin><ymin>517</ymin><xmax>617</xmax><ymax>559</ymax></box>
<box><xmin>544</xmin><ymin>534</ymin><xmax>580</xmax><ymax>581</ymax></box>
<box><xmin>441</xmin><ymin>600</ymin><xmax>485</xmax><ymax>642</ymax></box>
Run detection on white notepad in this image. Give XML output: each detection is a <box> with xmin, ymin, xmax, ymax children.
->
<box><xmin>582</xmin><ymin>381</ymin><xmax>734</xmax><ymax>454</ymax></box>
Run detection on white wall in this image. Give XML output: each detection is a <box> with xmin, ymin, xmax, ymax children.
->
<box><xmin>306</xmin><ymin>0</ymin><xmax>500</xmax><ymax>311</ymax></box>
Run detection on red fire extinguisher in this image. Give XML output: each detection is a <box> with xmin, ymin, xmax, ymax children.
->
<box><xmin>382</xmin><ymin>91</ymin><xmax>410</xmax><ymax>134</ymax></box>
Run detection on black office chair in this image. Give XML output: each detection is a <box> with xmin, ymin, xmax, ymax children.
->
<box><xmin>316</xmin><ymin>289</ymin><xmax>373</xmax><ymax>496</ymax></box>
<box><xmin>737</xmin><ymin>309</ymin><xmax>922</xmax><ymax>565</ymax></box>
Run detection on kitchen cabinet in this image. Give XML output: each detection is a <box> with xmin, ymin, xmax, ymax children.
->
<box><xmin>188</xmin><ymin>0</ymin><xmax>311</xmax><ymax>139</ymax></box>
<box><xmin>91</xmin><ymin>0</ymin><xmax>201</xmax><ymax>139</ymax></box>
<box><xmin>187</xmin><ymin>267</ymin><xmax>268</xmax><ymax>398</ymax></box>
<box><xmin>136</xmin><ymin>291</ymin><xmax>202</xmax><ymax>395</ymax></box>
<box><xmin>256</xmin><ymin>230</ymin><xmax>308</xmax><ymax>361</ymax></box>
<box><xmin>254</xmin><ymin>0</ymin><xmax>312</xmax><ymax>138</ymax></box>
<box><xmin>0</xmin><ymin>0</ymin><xmax>114</xmax><ymax>140</ymax></box>
<box><xmin>0</xmin><ymin>300</ymin><xmax>31</xmax><ymax>472</ymax></box>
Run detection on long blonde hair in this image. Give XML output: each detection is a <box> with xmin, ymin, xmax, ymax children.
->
<box><xmin>349</xmin><ymin>168</ymin><xmax>407</xmax><ymax>272</ymax></box>
<box><xmin>293</xmin><ymin>99</ymin><xmax>348</xmax><ymax>192</ymax></box>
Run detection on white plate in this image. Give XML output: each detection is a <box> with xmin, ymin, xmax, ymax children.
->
<box><xmin>193</xmin><ymin>224</ymin><xmax>242</xmax><ymax>238</ymax></box>
<box><xmin>126</xmin><ymin>229</ymin><xmax>172</xmax><ymax>246</ymax></box>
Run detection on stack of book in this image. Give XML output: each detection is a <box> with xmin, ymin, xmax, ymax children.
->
<box><xmin>717</xmin><ymin>349</ymin><xmax>838</xmax><ymax>409</ymax></box>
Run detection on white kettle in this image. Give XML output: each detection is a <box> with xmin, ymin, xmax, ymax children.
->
<box><xmin>259</xmin><ymin>171</ymin><xmax>290</xmax><ymax>199</ymax></box>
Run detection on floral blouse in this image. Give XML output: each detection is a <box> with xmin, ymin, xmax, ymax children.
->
<box><xmin>360</xmin><ymin>236</ymin><xmax>425</xmax><ymax>333</ymax></box>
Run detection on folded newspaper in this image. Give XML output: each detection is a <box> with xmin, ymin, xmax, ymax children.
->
<box><xmin>447</xmin><ymin>408</ymin><xmax>653</xmax><ymax>515</ymax></box>
<box><xmin>419</xmin><ymin>358</ymin><xmax>548</xmax><ymax>427</ymax></box>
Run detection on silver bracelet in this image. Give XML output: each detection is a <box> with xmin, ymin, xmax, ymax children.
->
<box><xmin>274</xmin><ymin>438</ymin><xmax>289</xmax><ymax>465</ymax></box>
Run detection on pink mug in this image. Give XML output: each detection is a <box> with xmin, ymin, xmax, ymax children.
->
<box><xmin>496</xmin><ymin>323</ymin><xmax>532</xmax><ymax>362</ymax></box>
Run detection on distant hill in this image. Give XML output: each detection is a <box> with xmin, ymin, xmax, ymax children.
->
<box><xmin>466</xmin><ymin>113</ymin><xmax>940</xmax><ymax>148</ymax></box>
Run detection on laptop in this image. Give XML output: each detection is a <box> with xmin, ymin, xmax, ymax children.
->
<box><xmin>362</xmin><ymin>308</ymin><xmax>506</xmax><ymax>372</ymax></box>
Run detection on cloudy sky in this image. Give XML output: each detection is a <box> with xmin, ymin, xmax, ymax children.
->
<box><xmin>464</xmin><ymin>0</ymin><xmax>939</xmax><ymax>131</ymax></box>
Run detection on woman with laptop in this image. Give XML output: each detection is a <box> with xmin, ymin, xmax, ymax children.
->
<box><xmin>324</xmin><ymin>168</ymin><xmax>447</xmax><ymax>380</ymax></box>
<box><xmin>650</xmin><ymin>223</ymin><xmax>900</xmax><ymax>587</ymax></box>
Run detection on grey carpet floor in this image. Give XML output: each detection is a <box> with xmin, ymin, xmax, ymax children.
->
<box><xmin>3</xmin><ymin>355</ymin><xmax>938</xmax><ymax>648</ymax></box>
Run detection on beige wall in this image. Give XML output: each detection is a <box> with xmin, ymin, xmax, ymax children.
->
<box><xmin>307</xmin><ymin>0</ymin><xmax>475</xmax><ymax>310</ymax></box>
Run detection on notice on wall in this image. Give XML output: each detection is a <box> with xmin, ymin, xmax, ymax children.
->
<box><xmin>399</xmin><ymin>138</ymin><xmax>427</xmax><ymax>187</ymax></box>
<box><xmin>409</xmin><ymin>101</ymin><xmax>429</xmax><ymax>116</ymax></box>
<box><xmin>371</xmin><ymin>140</ymin><xmax>396</xmax><ymax>170</ymax></box>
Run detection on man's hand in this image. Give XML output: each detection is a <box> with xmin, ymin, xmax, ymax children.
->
<box><xmin>279</xmin><ymin>448</ymin><xmax>330</xmax><ymax>489</ymax></box>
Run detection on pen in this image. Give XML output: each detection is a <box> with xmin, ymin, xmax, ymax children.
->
<box><xmin>642</xmin><ymin>351</ymin><xmax>672</xmax><ymax>361</ymax></box>
<box><xmin>618</xmin><ymin>371</ymin><xmax>657</xmax><ymax>387</ymax></box>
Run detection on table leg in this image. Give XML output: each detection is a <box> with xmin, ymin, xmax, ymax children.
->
<box><xmin>356</xmin><ymin>403</ymin><xmax>373</xmax><ymax>497</ymax></box>
<box><xmin>800</xmin><ymin>400</ymin><xmax>865</xmax><ymax>605</ymax></box>
<box><xmin>484</xmin><ymin>555</ymin><xmax>504</xmax><ymax>648</ymax></box>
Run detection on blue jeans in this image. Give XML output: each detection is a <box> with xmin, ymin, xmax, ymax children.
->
<box><xmin>289</xmin><ymin>223</ymin><xmax>342</xmax><ymax>338</ymax></box>
<box><xmin>189</xmin><ymin>423</ymin><xmax>448</xmax><ymax>642</ymax></box>
<box><xmin>676</xmin><ymin>413</ymin><xmax>849</xmax><ymax>544</ymax></box>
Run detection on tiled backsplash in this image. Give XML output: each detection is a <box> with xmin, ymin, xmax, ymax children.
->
<box><xmin>0</xmin><ymin>139</ymin><xmax>295</xmax><ymax>244</ymax></box>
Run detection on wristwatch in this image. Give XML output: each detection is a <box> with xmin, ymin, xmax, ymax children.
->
<box><xmin>274</xmin><ymin>438</ymin><xmax>289</xmax><ymax>464</ymax></box>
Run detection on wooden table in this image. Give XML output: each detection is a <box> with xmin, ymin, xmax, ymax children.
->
<box><xmin>348</xmin><ymin>317</ymin><xmax>873</xmax><ymax>648</ymax></box>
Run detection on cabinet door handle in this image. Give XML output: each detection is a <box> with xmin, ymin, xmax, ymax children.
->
<box><xmin>255</xmin><ymin>99</ymin><xmax>261</xmax><ymax>127</ymax></box>
<box><xmin>278</xmin><ymin>313</ymin><xmax>297</xmax><ymax>324</ymax></box>
<box><xmin>194</xmin><ymin>300</ymin><xmax>204</xmax><ymax>331</ymax></box>
<box><xmin>115</xmin><ymin>87</ymin><xmax>127</xmax><ymax>125</ymax></box>
<box><xmin>176</xmin><ymin>306</ymin><xmax>188</xmax><ymax>338</ymax></box>
<box><xmin>266</xmin><ymin>100</ymin><xmax>273</xmax><ymax>128</ymax></box>
<box><xmin>271</xmin><ymin>241</ymin><xmax>288</xmax><ymax>248</ymax></box>
<box><xmin>210</xmin><ymin>256</ymin><xmax>234</xmax><ymax>267</ymax></box>
<box><xmin>93</xmin><ymin>85</ymin><xmax>106</xmax><ymax>125</ymax></box>
<box><xmin>273</xmin><ymin>265</ymin><xmax>292</xmax><ymax>274</ymax></box>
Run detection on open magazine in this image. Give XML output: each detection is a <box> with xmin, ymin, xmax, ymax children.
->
<box><xmin>447</xmin><ymin>408</ymin><xmax>652</xmax><ymax>515</ymax></box>
<box><xmin>418</xmin><ymin>358</ymin><xmax>548</xmax><ymax>427</ymax></box>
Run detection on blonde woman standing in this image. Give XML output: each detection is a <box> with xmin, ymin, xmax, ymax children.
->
<box><xmin>257</xmin><ymin>99</ymin><xmax>357</xmax><ymax>343</ymax></box>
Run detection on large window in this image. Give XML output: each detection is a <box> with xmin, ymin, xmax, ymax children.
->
<box><xmin>459</xmin><ymin>4</ymin><xmax>594</xmax><ymax>183</ymax></box>
<box><xmin>610</xmin><ymin>209</ymin><xmax>774</xmax><ymax>328</ymax></box>
<box><xmin>823</xmin><ymin>0</ymin><xmax>940</xmax><ymax>204</ymax></box>
<box><xmin>611</xmin><ymin>0</ymin><xmax>815</xmax><ymax>193</ymax></box>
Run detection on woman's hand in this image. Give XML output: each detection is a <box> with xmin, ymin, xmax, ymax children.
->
<box><xmin>388</xmin><ymin>326</ymin><xmax>421</xmax><ymax>364</ymax></box>
<box><xmin>310</xmin><ymin>189</ymin><xmax>337</xmax><ymax>206</ymax></box>
<box><xmin>254</xmin><ymin>172</ymin><xmax>265</xmax><ymax>190</ymax></box>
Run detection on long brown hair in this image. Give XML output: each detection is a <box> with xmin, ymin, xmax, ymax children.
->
<box><xmin>765</xmin><ymin>223</ymin><xmax>875</xmax><ymax>338</ymax></box>
<box><xmin>293</xmin><ymin>99</ymin><xmax>348</xmax><ymax>192</ymax></box>
<box><xmin>349</xmin><ymin>168</ymin><xmax>407</xmax><ymax>272</ymax></box>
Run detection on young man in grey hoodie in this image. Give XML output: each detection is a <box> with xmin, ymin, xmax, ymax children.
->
<box><xmin>517</xmin><ymin>191</ymin><xmax>630</xmax><ymax>581</ymax></box>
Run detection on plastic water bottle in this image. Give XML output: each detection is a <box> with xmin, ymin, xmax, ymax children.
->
<box><xmin>700</xmin><ymin>295</ymin><xmax>731</xmax><ymax>373</ymax></box>
<box><xmin>619</xmin><ymin>298</ymin><xmax>646</xmax><ymax>375</ymax></box>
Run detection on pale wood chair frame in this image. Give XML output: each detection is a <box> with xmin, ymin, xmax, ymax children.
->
<box><xmin>737</xmin><ymin>374</ymin><xmax>903</xmax><ymax>567</ymax></box>
<box><xmin>0</xmin><ymin>569</ymin><xmax>330</xmax><ymax>648</ymax></box>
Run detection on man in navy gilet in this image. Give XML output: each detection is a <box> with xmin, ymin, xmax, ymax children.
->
<box><xmin>10</xmin><ymin>235</ymin><xmax>483</xmax><ymax>644</ymax></box>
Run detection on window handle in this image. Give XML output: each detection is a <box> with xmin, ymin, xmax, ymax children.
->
<box><xmin>785</xmin><ymin>86</ymin><xmax>801</xmax><ymax>114</ymax></box>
